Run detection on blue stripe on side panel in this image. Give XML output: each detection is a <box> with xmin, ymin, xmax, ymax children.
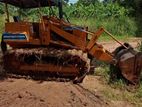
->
<box><xmin>2</xmin><ymin>32</ymin><xmax>27</xmax><ymax>40</ymax></box>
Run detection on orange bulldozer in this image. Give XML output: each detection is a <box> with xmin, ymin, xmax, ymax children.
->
<box><xmin>0</xmin><ymin>0</ymin><xmax>142</xmax><ymax>84</ymax></box>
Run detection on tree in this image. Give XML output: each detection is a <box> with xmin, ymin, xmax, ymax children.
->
<box><xmin>77</xmin><ymin>0</ymin><xmax>99</xmax><ymax>6</ymax></box>
<box><xmin>104</xmin><ymin>0</ymin><xmax>136</xmax><ymax>8</ymax></box>
<box><xmin>64</xmin><ymin>0</ymin><xmax>69</xmax><ymax>3</ymax></box>
<box><xmin>134</xmin><ymin>0</ymin><xmax>142</xmax><ymax>36</ymax></box>
<box><xmin>0</xmin><ymin>4</ymin><xmax>4</xmax><ymax>14</ymax></box>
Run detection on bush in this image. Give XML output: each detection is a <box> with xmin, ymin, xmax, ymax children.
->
<box><xmin>70</xmin><ymin>16</ymin><xmax>137</xmax><ymax>37</ymax></box>
<box><xmin>67</xmin><ymin>2</ymin><xmax>137</xmax><ymax>37</ymax></box>
<box><xmin>0</xmin><ymin>15</ymin><xmax>4</xmax><ymax>35</ymax></box>
<box><xmin>64</xmin><ymin>2</ymin><xmax>129</xmax><ymax>19</ymax></box>
<box><xmin>138</xmin><ymin>41</ymin><xmax>142</xmax><ymax>52</ymax></box>
<box><xmin>0</xmin><ymin>2</ymin><xmax>138</xmax><ymax>37</ymax></box>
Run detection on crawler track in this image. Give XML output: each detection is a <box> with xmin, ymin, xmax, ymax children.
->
<box><xmin>2</xmin><ymin>48</ymin><xmax>90</xmax><ymax>83</ymax></box>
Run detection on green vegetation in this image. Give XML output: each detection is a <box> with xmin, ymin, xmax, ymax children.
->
<box><xmin>65</xmin><ymin>2</ymin><xmax>129</xmax><ymax>18</ymax></box>
<box><xmin>0</xmin><ymin>15</ymin><xmax>4</xmax><ymax>37</ymax></box>
<box><xmin>65</xmin><ymin>1</ymin><xmax>138</xmax><ymax>37</ymax></box>
<box><xmin>70</xmin><ymin>17</ymin><xmax>136</xmax><ymax>37</ymax></box>
<box><xmin>95</xmin><ymin>64</ymin><xmax>142</xmax><ymax>107</ymax></box>
<box><xmin>138</xmin><ymin>41</ymin><xmax>142</xmax><ymax>52</ymax></box>
<box><xmin>0</xmin><ymin>1</ymin><xmax>141</xmax><ymax>37</ymax></box>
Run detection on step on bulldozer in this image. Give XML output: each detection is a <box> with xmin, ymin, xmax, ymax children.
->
<box><xmin>0</xmin><ymin>0</ymin><xmax>142</xmax><ymax>84</ymax></box>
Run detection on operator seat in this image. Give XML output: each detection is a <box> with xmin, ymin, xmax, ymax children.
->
<box><xmin>13</xmin><ymin>16</ymin><xmax>20</xmax><ymax>22</ymax></box>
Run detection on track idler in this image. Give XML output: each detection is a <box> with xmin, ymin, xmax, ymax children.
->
<box><xmin>112</xmin><ymin>43</ymin><xmax>142</xmax><ymax>85</ymax></box>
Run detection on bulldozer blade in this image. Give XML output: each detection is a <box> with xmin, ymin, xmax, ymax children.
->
<box><xmin>113</xmin><ymin>43</ymin><xmax>142</xmax><ymax>85</ymax></box>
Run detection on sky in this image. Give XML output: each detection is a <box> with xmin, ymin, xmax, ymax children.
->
<box><xmin>69</xmin><ymin>0</ymin><xmax>78</xmax><ymax>4</ymax></box>
<box><xmin>69</xmin><ymin>0</ymin><xmax>103</xmax><ymax>4</ymax></box>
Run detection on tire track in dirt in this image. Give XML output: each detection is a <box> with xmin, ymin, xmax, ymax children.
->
<box><xmin>73</xmin><ymin>84</ymin><xmax>108</xmax><ymax>105</ymax></box>
<box><xmin>64</xmin><ymin>83</ymin><xmax>109</xmax><ymax>107</ymax></box>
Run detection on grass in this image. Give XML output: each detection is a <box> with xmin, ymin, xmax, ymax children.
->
<box><xmin>97</xmin><ymin>34</ymin><xmax>129</xmax><ymax>42</ymax></box>
<box><xmin>0</xmin><ymin>15</ymin><xmax>4</xmax><ymax>34</ymax></box>
<box><xmin>0</xmin><ymin>15</ymin><xmax>5</xmax><ymax>41</ymax></box>
<box><xmin>70</xmin><ymin>17</ymin><xmax>137</xmax><ymax>37</ymax></box>
<box><xmin>0</xmin><ymin>15</ymin><xmax>137</xmax><ymax>41</ymax></box>
<box><xmin>70</xmin><ymin>17</ymin><xmax>139</xmax><ymax>43</ymax></box>
<box><xmin>138</xmin><ymin>41</ymin><xmax>142</xmax><ymax>51</ymax></box>
<box><xmin>94</xmin><ymin>63</ymin><xmax>142</xmax><ymax>107</ymax></box>
<box><xmin>86</xmin><ymin>31</ymin><xmax>130</xmax><ymax>42</ymax></box>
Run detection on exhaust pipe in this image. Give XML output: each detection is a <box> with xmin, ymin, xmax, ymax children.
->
<box><xmin>58</xmin><ymin>0</ymin><xmax>63</xmax><ymax>19</ymax></box>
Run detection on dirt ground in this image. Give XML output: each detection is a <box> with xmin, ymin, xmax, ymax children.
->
<box><xmin>0</xmin><ymin>78</ymin><xmax>109</xmax><ymax>107</ymax></box>
<box><xmin>0</xmin><ymin>38</ymin><xmax>141</xmax><ymax>107</ymax></box>
<box><xmin>99</xmin><ymin>37</ymin><xmax>142</xmax><ymax>52</ymax></box>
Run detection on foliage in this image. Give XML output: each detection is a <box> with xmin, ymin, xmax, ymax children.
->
<box><xmin>64</xmin><ymin>2</ymin><xmax>129</xmax><ymax>19</ymax></box>
<box><xmin>70</xmin><ymin>17</ymin><xmax>137</xmax><ymax>37</ymax></box>
<box><xmin>77</xmin><ymin>0</ymin><xmax>99</xmax><ymax>6</ymax></box>
<box><xmin>62</xmin><ymin>2</ymin><xmax>138</xmax><ymax>36</ymax></box>
<box><xmin>138</xmin><ymin>41</ymin><xmax>142</xmax><ymax>52</ymax></box>
<box><xmin>0</xmin><ymin>1</ymin><xmax>141</xmax><ymax>36</ymax></box>
<box><xmin>0</xmin><ymin>15</ymin><xmax>4</xmax><ymax>35</ymax></box>
<box><xmin>0</xmin><ymin>4</ymin><xmax>4</xmax><ymax>14</ymax></box>
<box><xmin>135</xmin><ymin>0</ymin><xmax>142</xmax><ymax>36</ymax></box>
<box><xmin>94</xmin><ymin>63</ymin><xmax>142</xmax><ymax>107</ymax></box>
<box><xmin>140</xmin><ymin>43</ymin><xmax>142</xmax><ymax>52</ymax></box>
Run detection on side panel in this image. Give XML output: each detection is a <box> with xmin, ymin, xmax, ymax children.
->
<box><xmin>51</xmin><ymin>24</ymin><xmax>86</xmax><ymax>50</ymax></box>
<box><xmin>5</xmin><ymin>22</ymin><xmax>32</xmax><ymax>39</ymax></box>
<box><xmin>39</xmin><ymin>23</ymin><xmax>50</xmax><ymax>45</ymax></box>
<box><xmin>73</xmin><ymin>27</ymin><xmax>88</xmax><ymax>45</ymax></box>
<box><xmin>3</xmin><ymin>22</ymin><xmax>41</xmax><ymax>48</ymax></box>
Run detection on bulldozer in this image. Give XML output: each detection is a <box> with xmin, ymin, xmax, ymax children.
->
<box><xmin>0</xmin><ymin>0</ymin><xmax>142</xmax><ymax>84</ymax></box>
